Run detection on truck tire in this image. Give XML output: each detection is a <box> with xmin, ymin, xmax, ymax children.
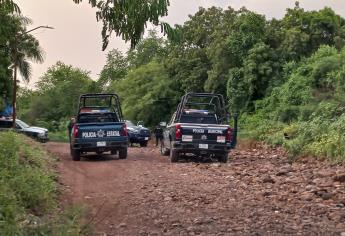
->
<box><xmin>218</xmin><ymin>153</ymin><xmax>228</xmax><ymax>163</ymax></box>
<box><xmin>119</xmin><ymin>148</ymin><xmax>127</xmax><ymax>159</ymax></box>
<box><xmin>71</xmin><ymin>149</ymin><xmax>81</xmax><ymax>161</ymax></box>
<box><xmin>140</xmin><ymin>141</ymin><xmax>148</xmax><ymax>147</ymax></box>
<box><xmin>170</xmin><ymin>148</ymin><xmax>179</xmax><ymax>163</ymax></box>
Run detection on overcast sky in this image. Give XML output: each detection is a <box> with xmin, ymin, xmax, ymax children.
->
<box><xmin>15</xmin><ymin>0</ymin><xmax>345</xmax><ymax>87</ymax></box>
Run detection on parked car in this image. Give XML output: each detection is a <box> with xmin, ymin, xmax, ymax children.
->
<box><xmin>125</xmin><ymin>120</ymin><xmax>151</xmax><ymax>147</ymax></box>
<box><xmin>0</xmin><ymin>117</ymin><xmax>49</xmax><ymax>142</ymax></box>
<box><xmin>69</xmin><ymin>93</ymin><xmax>128</xmax><ymax>161</ymax></box>
<box><xmin>160</xmin><ymin>93</ymin><xmax>238</xmax><ymax>163</ymax></box>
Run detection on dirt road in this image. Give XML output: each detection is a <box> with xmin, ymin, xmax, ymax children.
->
<box><xmin>46</xmin><ymin>142</ymin><xmax>345</xmax><ymax>235</ymax></box>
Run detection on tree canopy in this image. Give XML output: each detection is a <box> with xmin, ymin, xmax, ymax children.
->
<box><xmin>73</xmin><ymin>0</ymin><xmax>175</xmax><ymax>50</ymax></box>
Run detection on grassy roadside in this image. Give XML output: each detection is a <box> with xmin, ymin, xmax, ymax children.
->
<box><xmin>0</xmin><ymin>131</ymin><xmax>89</xmax><ymax>235</ymax></box>
<box><xmin>238</xmin><ymin>112</ymin><xmax>345</xmax><ymax>164</ymax></box>
<box><xmin>49</xmin><ymin>130</ymin><xmax>69</xmax><ymax>143</ymax></box>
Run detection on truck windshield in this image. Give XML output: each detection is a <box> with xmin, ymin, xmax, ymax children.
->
<box><xmin>78</xmin><ymin>113</ymin><xmax>118</xmax><ymax>123</ymax></box>
<box><xmin>16</xmin><ymin>119</ymin><xmax>30</xmax><ymax>128</ymax></box>
<box><xmin>180</xmin><ymin>114</ymin><xmax>218</xmax><ymax>124</ymax></box>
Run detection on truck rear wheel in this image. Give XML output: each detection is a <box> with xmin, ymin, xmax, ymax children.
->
<box><xmin>119</xmin><ymin>148</ymin><xmax>127</xmax><ymax>159</ymax></box>
<box><xmin>218</xmin><ymin>153</ymin><xmax>228</xmax><ymax>163</ymax></box>
<box><xmin>170</xmin><ymin>148</ymin><xmax>179</xmax><ymax>163</ymax></box>
<box><xmin>71</xmin><ymin>149</ymin><xmax>81</xmax><ymax>161</ymax></box>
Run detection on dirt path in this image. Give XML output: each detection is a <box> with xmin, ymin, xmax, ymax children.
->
<box><xmin>46</xmin><ymin>142</ymin><xmax>345</xmax><ymax>236</ymax></box>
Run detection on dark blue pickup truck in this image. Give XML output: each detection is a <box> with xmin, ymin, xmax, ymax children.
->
<box><xmin>69</xmin><ymin>93</ymin><xmax>128</xmax><ymax>161</ymax></box>
<box><xmin>160</xmin><ymin>93</ymin><xmax>237</xmax><ymax>163</ymax></box>
<box><xmin>126</xmin><ymin>120</ymin><xmax>151</xmax><ymax>147</ymax></box>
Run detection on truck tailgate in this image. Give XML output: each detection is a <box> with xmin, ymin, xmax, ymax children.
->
<box><xmin>76</xmin><ymin>122</ymin><xmax>125</xmax><ymax>141</ymax></box>
<box><xmin>179</xmin><ymin>123</ymin><xmax>229</xmax><ymax>144</ymax></box>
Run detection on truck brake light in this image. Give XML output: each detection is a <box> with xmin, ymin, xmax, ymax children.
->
<box><xmin>121</xmin><ymin>123</ymin><xmax>128</xmax><ymax>136</ymax></box>
<box><xmin>226</xmin><ymin>128</ymin><xmax>233</xmax><ymax>142</ymax></box>
<box><xmin>73</xmin><ymin>124</ymin><xmax>79</xmax><ymax>138</ymax></box>
<box><xmin>175</xmin><ymin>124</ymin><xmax>182</xmax><ymax>139</ymax></box>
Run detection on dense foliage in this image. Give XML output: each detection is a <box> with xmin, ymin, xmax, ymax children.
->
<box><xmin>18</xmin><ymin>62</ymin><xmax>99</xmax><ymax>131</ymax></box>
<box><xmin>0</xmin><ymin>1</ymin><xmax>44</xmax><ymax>112</ymax></box>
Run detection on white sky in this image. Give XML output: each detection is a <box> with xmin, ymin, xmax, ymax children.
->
<box><xmin>15</xmin><ymin>0</ymin><xmax>345</xmax><ymax>87</ymax></box>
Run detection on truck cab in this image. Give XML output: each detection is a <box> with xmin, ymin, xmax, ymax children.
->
<box><xmin>161</xmin><ymin>93</ymin><xmax>238</xmax><ymax>163</ymax></box>
<box><xmin>69</xmin><ymin>93</ymin><xmax>128</xmax><ymax>161</ymax></box>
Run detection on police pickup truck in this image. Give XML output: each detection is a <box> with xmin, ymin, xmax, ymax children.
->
<box><xmin>69</xmin><ymin>93</ymin><xmax>128</xmax><ymax>161</ymax></box>
<box><xmin>160</xmin><ymin>93</ymin><xmax>237</xmax><ymax>163</ymax></box>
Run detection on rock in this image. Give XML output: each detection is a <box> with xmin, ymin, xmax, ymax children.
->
<box><xmin>172</xmin><ymin>222</ymin><xmax>181</xmax><ymax>227</ymax></box>
<box><xmin>334</xmin><ymin>174</ymin><xmax>345</xmax><ymax>182</ymax></box>
<box><xmin>263</xmin><ymin>191</ymin><xmax>272</xmax><ymax>197</ymax></box>
<box><xmin>276</xmin><ymin>165</ymin><xmax>293</xmax><ymax>176</ymax></box>
<box><xmin>328</xmin><ymin>212</ymin><xmax>345</xmax><ymax>221</ymax></box>
<box><xmin>211</xmin><ymin>163</ymin><xmax>221</xmax><ymax>168</ymax></box>
<box><xmin>118</xmin><ymin>223</ymin><xmax>127</xmax><ymax>228</ymax></box>
<box><xmin>300</xmin><ymin>192</ymin><xmax>314</xmax><ymax>201</ymax></box>
<box><xmin>262</xmin><ymin>175</ymin><xmax>275</xmax><ymax>184</ymax></box>
<box><xmin>315</xmin><ymin>190</ymin><xmax>333</xmax><ymax>200</ymax></box>
<box><xmin>164</xmin><ymin>196</ymin><xmax>172</xmax><ymax>201</ymax></box>
<box><xmin>193</xmin><ymin>218</ymin><xmax>203</xmax><ymax>225</ymax></box>
<box><xmin>186</xmin><ymin>226</ymin><xmax>194</xmax><ymax>232</ymax></box>
<box><xmin>305</xmin><ymin>185</ymin><xmax>315</xmax><ymax>191</ymax></box>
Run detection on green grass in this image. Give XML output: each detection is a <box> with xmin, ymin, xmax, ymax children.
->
<box><xmin>0</xmin><ymin>131</ymin><xmax>88</xmax><ymax>235</ymax></box>
<box><xmin>49</xmin><ymin>130</ymin><xmax>69</xmax><ymax>142</ymax></box>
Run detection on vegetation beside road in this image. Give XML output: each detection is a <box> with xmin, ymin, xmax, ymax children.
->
<box><xmin>0</xmin><ymin>132</ymin><xmax>87</xmax><ymax>235</ymax></box>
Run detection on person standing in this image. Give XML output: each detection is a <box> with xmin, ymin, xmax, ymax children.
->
<box><xmin>154</xmin><ymin>125</ymin><xmax>163</xmax><ymax>146</ymax></box>
<box><xmin>67</xmin><ymin>117</ymin><xmax>76</xmax><ymax>140</ymax></box>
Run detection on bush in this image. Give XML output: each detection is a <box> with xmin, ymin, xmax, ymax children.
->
<box><xmin>0</xmin><ymin>132</ymin><xmax>86</xmax><ymax>235</ymax></box>
<box><xmin>242</xmin><ymin>46</ymin><xmax>345</xmax><ymax>162</ymax></box>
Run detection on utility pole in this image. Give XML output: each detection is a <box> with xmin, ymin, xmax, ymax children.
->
<box><xmin>12</xmin><ymin>25</ymin><xmax>53</xmax><ymax>128</ymax></box>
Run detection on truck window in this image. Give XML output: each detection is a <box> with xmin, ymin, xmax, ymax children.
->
<box><xmin>78</xmin><ymin>113</ymin><xmax>119</xmax><ymax>123</ymax></box>
<box><xmin>180</xmin><ymin>114</ymin><xmax>218</xmax><ymax>124</ymax></box>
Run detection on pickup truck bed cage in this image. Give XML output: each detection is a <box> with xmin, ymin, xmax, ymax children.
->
<box><xmin>175</xmin><ymin>93</ymin><xmax>228</xmax><ymax>124</ymax></box>
<box><xmin>78</xmin><ymin>93</ymin><xmax>124</xmax><ymax>122</ymax></box>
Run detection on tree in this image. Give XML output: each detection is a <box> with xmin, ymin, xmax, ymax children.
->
<box><xmin>73</xmin><ymin>0</ymin><xmax>175</xmax><ymax>50</ymax></box>
<box><xmin>111</xmin><ymin>61</ymin><xmax>181</xmax><ymax>126</ymax></box>
<box><xmin>280</xmin><ymin>3</ymin><xmax>345</xmax><ymax>60</ymax></box>
<box><xmin>22</xmin><ymin>62</ymin><xmax>99</xmax><ymax>124</ymax></box>
<box><xmin>7</xmin><ymin>16</ymin><xmax>44</xmax><ymax>126</ymax></box>
<box><xmin>127</xmin><ymin>30</ymin><xmax>167</xmax><ymax>68</ymax></box>
<box><xmin>0</xmin><ymin>3</ymin><xmax>23</xmax><ymax>111</ymax></box>
<box><xmin>0</xmin><ymin>10</ymin><xmax>14</xmax><ymax>107</ymax></box>
<box><xmin>0</xmin><ymin>0</ymin><xmax>20</xmax><ymax>13</ymax></box>
<box><xmin>98</xmin><ymin>49</ymin><xmax>128</xmax><ymax>89</ymax></box>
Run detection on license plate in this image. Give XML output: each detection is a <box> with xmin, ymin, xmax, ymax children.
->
<box><xmin>145</xmin><ymin>137</ymin><xmax>149</xmax><ymax>140</ymax></box>
<box><xmin>182</xmin><ymin>135</ymin><xmax>193</xmax><ymax>142</ymax></box>
<box><xmin>199</xmin><ymin>144</ymin><xmax>208</xmax><ymax>149</ymax></box>
<box><xmin>217</xmin><ymin>136</ymin><xmax>226</xmax><ymax>143</ymax></box>
<box><xmin>97</xmin><ymin>141</ymin><xmax>106</xmax><ymax>147</ymax></box>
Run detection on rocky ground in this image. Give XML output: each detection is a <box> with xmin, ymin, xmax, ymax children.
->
<box><xmin>46</xmin><ymin>142</ymin><xmax>345</xmax><ymax>236</ymax></box>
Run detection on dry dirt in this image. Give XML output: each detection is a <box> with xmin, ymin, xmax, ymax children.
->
<box><xmin>45</xmin><ymin>142</ymin><xmax>345</xmax><ymax>236</ymax></box>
